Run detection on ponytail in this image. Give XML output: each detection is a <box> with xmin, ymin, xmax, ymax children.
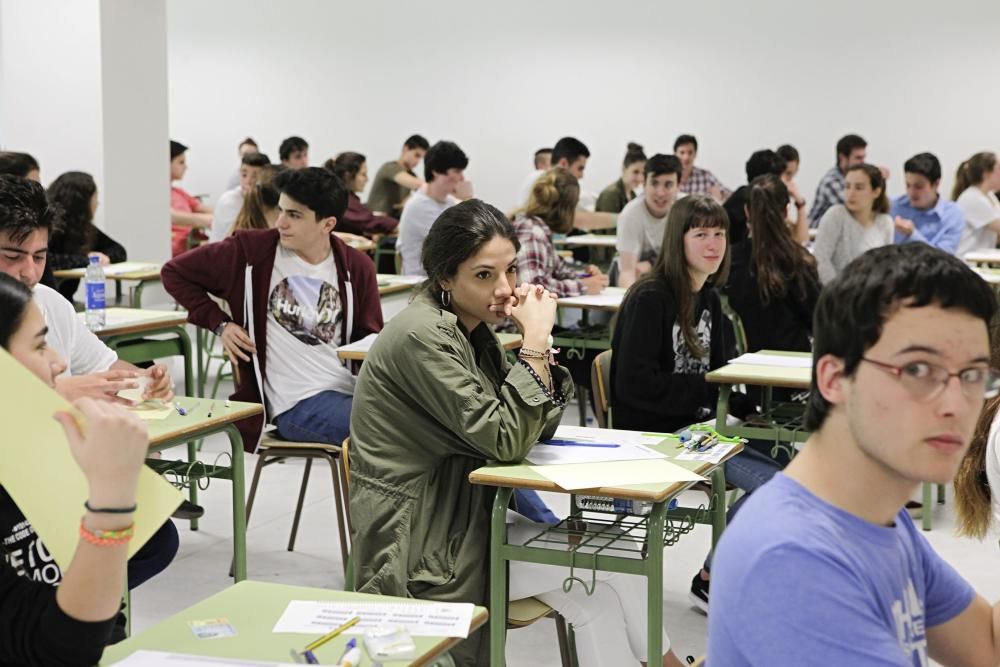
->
<box><xmin>955</xmin><ymin>396</ymin><xmax>999</xmax><ymax>538</ymax></box>
<box><xmin>747</xmin><ymin>174</ymin><xmax>817</xmax><ymax>304</ymax></box>
<box><xmin>952</xmin><ymin>152</ymin><xmax>997</xmax><ymax>201</ymax></box>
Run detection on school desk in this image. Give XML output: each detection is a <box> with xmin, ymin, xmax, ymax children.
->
<box><xmin>336</xmin><ymin>332</ymin><xmax>523</xmax><ymax>362</ymax></box>
<box><xmin>553</xmin><ymin>233</ymin><xmax>618</xmax><ymax>248</ymax></box>
<box><xmin>54</xmin><ymin>261</ymin><xmax>162</xmax><ymax>308</ymax></box>
<box><xmin>964</xmin><ymin>249</ymin><xmax>1000</xmax><ymax>267</ymax></box>
<box><xmin>470</xmin><ymin>429</ymin><xmax>740</xmax><ymax>666</ymax></box>
<box><xmin>102</xmin><ymin>580</ymin><xmax>488</xmax><ymax>666</ymax></box>
<box><xmin>145</xmin><ymin>397</ymin><xmax>263</xmax><ymax>580</ymax></box>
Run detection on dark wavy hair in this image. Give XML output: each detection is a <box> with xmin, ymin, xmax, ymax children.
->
<box><xmin>0</xmin><ymin>174</ymin><xmax>61</xmax><ymax>243</ymax></box>
<box><xmin>0</xmin><ymin>272</ymin><xmax>33</xmax><ymax>349</ymax></box>
<box><xmin>47</xmin><ymin>171</ymin><xmax>98</xmax><ymax>255</ymax></box>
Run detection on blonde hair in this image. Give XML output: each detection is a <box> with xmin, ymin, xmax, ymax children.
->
<box><xmin>516</xmin><ymin>167</ymin><xmax>579</xmax><ymax>234</ymax></box>
<box><xmin>232</xmin><ymin>165</ymin><xmax>280</xmax><ymax>234</ymax></box>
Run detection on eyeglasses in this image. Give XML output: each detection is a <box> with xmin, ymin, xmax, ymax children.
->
<box><xmin>861</xmin><ymin>357</ymin><xmax>1000</xmax><ymax>401</ymax></box>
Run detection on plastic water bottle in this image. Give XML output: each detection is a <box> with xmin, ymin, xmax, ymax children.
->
<box><xmin>85</xmin><ymin>255</ymin><xmax>106</xmax><ymax>331</ymax></box>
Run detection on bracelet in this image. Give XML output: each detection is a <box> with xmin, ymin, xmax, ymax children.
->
<box><xmin>84</xmin><ymin>500</ymin><xmax>137</xmax><ymax>514</ymax></box>
<box><xmin>518</xmin><ymin>359</ymin><xmax>567</xmax><ymax>407</ymax></box>
<box><xmin>519</xmin><ymin>346</ymin><xmax>560</xmax><ymax>366</ymax></box>
<box><xmin>79</xmin><ymin>519</ymin><xmax>135</xmax><ymax>547</ymax></box>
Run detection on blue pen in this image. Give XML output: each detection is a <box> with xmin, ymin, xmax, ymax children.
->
<box><xmin>542</xmin><ymin>439</ymin><xmax>620</xmax><ymax>448</ymax></box>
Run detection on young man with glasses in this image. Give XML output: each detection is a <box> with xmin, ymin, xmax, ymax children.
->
<box><xmin>708</xmin><ymin>242</ymin><xmax>1000</xmax><ymax>666</ymax></box>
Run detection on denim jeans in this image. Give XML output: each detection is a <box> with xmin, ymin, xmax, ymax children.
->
<box><xmin>704</xmin><ymin>443</ymin><xmax>785</xmax><ymax>571</ymax></box>
<box><xmin>274</xmin><ymin>390</ymin><xmax>354</xmax><ymax>445</ymax></box>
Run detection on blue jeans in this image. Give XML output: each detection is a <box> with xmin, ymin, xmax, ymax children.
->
<box><xmin>704</xmin><ymin>444</ymin><xmax>785</xmax><ymax>571</ymax></box>
<box><xmin>275</xmin><ymin>390</ymin><xmax>353</xmax><ymax>445</ymax></box>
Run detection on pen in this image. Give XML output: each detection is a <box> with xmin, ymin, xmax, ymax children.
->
<box><xmin>542</xmin><ymin>439</ymin><xmax>620</xmax><ymax>448</ymax></box>
<box><xmin>207</xmin><ymin>402</ymin><xmax>215</xmax><ymax>418</ymax></box>
<box><xmin>175</xmin><ymin>403</ymin><xmax>187</xmax><ymax>416</ymax></box>
<box><xmin>335</xmin><ymin>638</ymin><xmax>362</xmax><ymax>667</ymax></box>
<box><xmin>304</xmin><ymin>616</ymin><xmax>360</xmax><ymax>653</ymax></box>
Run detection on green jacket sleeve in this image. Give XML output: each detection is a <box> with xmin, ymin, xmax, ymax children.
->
<box><xmin>398</xmin><ymin>326</ymin><xmax>573</xmax><ymax>463</ymax></box>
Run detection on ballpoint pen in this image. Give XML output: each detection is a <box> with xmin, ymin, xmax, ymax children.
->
<box><xmin>542</xmin><ymin>439</ymin><xmax>620</xmax><ymax>448</ymax></box>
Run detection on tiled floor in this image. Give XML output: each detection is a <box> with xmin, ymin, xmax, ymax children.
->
<box><xmin>132</xmin><ymin>362</ymin><xmax>1000</xmax><ymax>665</ymax></box>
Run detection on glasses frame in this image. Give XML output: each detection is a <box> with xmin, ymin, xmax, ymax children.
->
<box><xmin>860</xmin><ymin>356</ymin><xmax>1000</xmax><ymax>402</ymax></box>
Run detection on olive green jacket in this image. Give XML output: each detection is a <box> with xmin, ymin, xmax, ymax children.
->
<box><xmin>349</xmin><ymin>293</ymin><xmax>572</xmax><ymax>665</ymax></box>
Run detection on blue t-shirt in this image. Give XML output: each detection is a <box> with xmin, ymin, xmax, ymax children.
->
<box><xmin>708</xmin><ymin>473</ymin><xmax>975</xmax><ymax>666</ymax></box>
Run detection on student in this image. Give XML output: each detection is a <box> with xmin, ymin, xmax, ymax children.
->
<box><xmin>278</xmin><ymin>136</ymin><xmax>309</xmax><ymax>169</ymax></box>
<box><xmin>596</xmin><ymin>143</ymin><xmax>647</xmax><ymax>213</ymax></box>
<box><xmin>366</xmin><ymin>134</ymin><xmax>429</xmax><ymax>218</ymax></box>
<box><xmin>46</xmin><ymin>171</ymin><xmax>127</xmax><ymax>301</ymax></box>
<box><xmin>323</xmin><ymin>153</ymin><xmax>399</xmax><ymax>237</ymax></box>
<box><xmin>777</xmin><ymin>144</ymin><xmax>810</xmax><ymax>243</ymax></box>
<box><xmin>224</xmin><ymin>137</ymin><xmax>260</xmax><ymax>191</ymax></box>
<box><xmin>350</xmin><ymin>199</ymin><xmax>684</xmax><ymax>667</ymax></box>
<box><xmin>162</xmin><ymin>167</ymin><xmax>382</xmax><ymax>450</ymax></box>
<box><xmin>230</xmin><ymin>165</ymin><xmax>282</xmax><ymax>235</ymax></box>
<box><xmin>396</xmin><ymin>140</ymin><xmax>469</xmax><ymax>276</ymax></box>
<box><xmin>726</xmin><ymin>174</ymin><xmax>820</xmax><ymax>356</ymax></box>
<box><xmin>518</xmin><ymin>136</ymin><xmax>590</xmax><ymax>207</ymax></box>
<box><xmin>953</xmin><ymin>152</ymin><xmax>1000</xmax><ymax>257</ymax></box>
<box><xmin>210</xmin><ymin>152</ymin><xmax>271</xmax><ymax>243</ymax></box>
<box><xmin>513</xmin><ymin>168</ymin><xmax>608</xmax><ymax>296</ymax></box>
<box><xmin>169</xmin><ymin>140</ymin><xmax>213</xmax><ymax>257</ymax></box>
<box><xmin>674</xmin><ymin>134</ymin><xmax>731</xmax><ymax>202</ymax></box>
<box><xmin>0</xmin><ymin>273</ymin><xmax>153</xmax><ymax>665</ymax></box>
<box><xmin>722</xmin><ymin>149</ymin><xmax>787</xmax><ymax>245</ymax></box>
<box><xmin>813</xmin><ymin>164</ymin><xmax>893</xmax><ymax>284</ymax></box>
<box><xmin>0</xmin><ymin>152</ymin><xmax>40</xmax><ymax>181</ymax></box>
<box><xmin>808</xmin><ymin>133</ymin><xmax>868</xmax><ymax>227</ymax></box>
<box><xmin>708</xmin><ymin>242</ymin><xmax>1000</xmax><ymax>665</ymax></box>
<box><xmin>616</xmin><ymin>153</ymin><xmax>683</xmax><ymax>288</ymax></box>
<box><xmin>891</xmin><ymin>152</ymin><xmax>964</xmax><ymax>254</ymax></box>
<box><xmin>533</xmin><ymin>147</ymin><xmax>552</xmax><ymax>171</ymax></box>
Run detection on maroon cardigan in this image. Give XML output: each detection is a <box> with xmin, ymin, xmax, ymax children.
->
<box><xmin>161</xmin><ymin>228</ymin><xmax>383</xmax><ymax>451</ymax></box>
<box><xmin>339</xmin><ymin>192</ymin><xmax>399</xmax><ymax>237</ymax></box>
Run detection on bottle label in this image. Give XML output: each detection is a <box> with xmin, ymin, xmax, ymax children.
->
<box><xmin>86</xmin><ymin>282</ymin><xmax>106</xmax><ymax>310</ymax></box>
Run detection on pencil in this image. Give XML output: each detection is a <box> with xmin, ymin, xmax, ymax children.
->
<box><xmin>303</xmin><ymin>616</ymin><xmax>360</xmax><ymax>652</ymax></box>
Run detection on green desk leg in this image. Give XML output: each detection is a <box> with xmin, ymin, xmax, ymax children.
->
<box><xmin>225</xmin><ymin>423</ymin><xmax>248</xmax><ymax>581</ymax></box>
<box><xmin>715</xmin><ymin>384</ymin><xmax>731</xmax><ymax>434</ymax></box>
<box><xmin>131</xmin><ymin>279</ymin><xmax>153</xmax><ymax>309</ymax></box>
<box><xmin>709</xmin><ymin>467</ymin><xmax>727</xmax><ymax>548</ymax></box>
<box><xmin>646</xmin><ymin>501</ymin><xmax>666</xmax><ymax>664</ymax></box>
<box><xmin>489</xmin><ymin>487</ymin><xmax>513</xmax><ymax>666</ymax></box>
<box><xmin>922</xmin><ymin>482</ymin><xmax>932</xmax><ymax>532</ymax></box>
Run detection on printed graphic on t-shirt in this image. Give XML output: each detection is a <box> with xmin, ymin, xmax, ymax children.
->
<box><xmin>269</xmin><ymin>276</ymin><xmax>342</xmax><ymax>346</ymax></box>
<box><xmin>892</xmin><ymin>578</ymin><xmax>928</xmax><ymax>666</ymax></box>
<box><xmin>2</xmin><ymin>517</ymin><xmax>61</xmax><ymax>586</ymax></box>
<box><xmin>672</xmin><ymin>308</ymin><xmax>712</xmax><ymax>373</ymax></box>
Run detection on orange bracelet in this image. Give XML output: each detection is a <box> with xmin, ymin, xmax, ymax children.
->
<box><xmin>79</xmin><ymin>519</ymin><xmax>135</xmax><ymax>547</ymax></box>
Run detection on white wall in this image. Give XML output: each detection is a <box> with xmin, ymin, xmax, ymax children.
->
<box><xmin>167</xmin><ymin>0</ymin><xmax>1000</xmax><ymax>211</ymax></box>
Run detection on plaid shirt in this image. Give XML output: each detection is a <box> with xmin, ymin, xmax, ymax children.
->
<box><xmin>808</xmin><ymin>166</ymin><xmax>845</xmax><ymax>228</ymax></box>
<box><xmin>679</xmin><ymin>166</ymin><xmax>731</xmax><ymax>200</ymax></box>
<box><xmin>513</xmin><ymin>215</ymin><xmax>584</xmax><ymax>297</ymax></box>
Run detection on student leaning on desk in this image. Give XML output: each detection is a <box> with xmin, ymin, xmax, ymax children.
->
<box><xmin>349</xmin><ymin>199</ymin><xmax>686</xmax><ymax>667</ymax></box>
<box><xmin>0</xmin><ymin>273</ymin><xmax>149</xmax><ymax>667</ymax></box>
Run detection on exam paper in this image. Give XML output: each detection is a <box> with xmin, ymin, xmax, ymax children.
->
<box><xmin>526</xmin><ymin>442</ymin><xmax>664</xmax><ymax>465</ymax></box>
<box><xmin>553</xmin><ymin>425</ymin><xmax>672</xmax><ymax>447</ymax></box>
<box><xmin>556</xmin><ymin>288</ymin><xmax>626</xmax><ymax>308</ymax></box>
<box><xmin>272</xmin><ymin>600</ymin><xmax>475</xmax><ymax>638</ymax></box>
<box><xmin>102</xmin><ymin>261</ymin><xmax>160</xmax><ymax>276</ymax></box>
<box><xmin>377</xmin><ymin>274</ymin><xmax>424</xmax><ymax>286</ymax></box>
<box><xmin>675</xmin><ymin>442</ymin><xmax>737</xmax><ymax>465</ymax></box>
<box><xmin>336</xmin><ymin>332</ymin><xmax>378</xmax><ymax>355</ymax></box>
<box><xmin>112</xmin><ymin>651</ymin><xmax>298</xmax><ymax>666</ymax></box>
<box><xmin>535</xmin><ymin>458</ymin><xmax>703</xmax><ymax>490</ymax></box>
<box><xmin>728</xmin><ymin>353</ymin><xmax>812</xmax><ymax>368</ymax></box>
<box><xmin>0</xmin><ymin>349</ymin><xmax>183</xmax><ymax>569</ymax></box>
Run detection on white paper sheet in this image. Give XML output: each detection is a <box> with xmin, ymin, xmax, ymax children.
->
<box><xmin>272</xmin><ymin>600</ymin><xmax>475</xmax><ymax>638</ymax></box>
<box><xmin>526</xmin><ymin>442</ymin><xmax>665</xmax><ymax>465</ymax></box>
<box><xmin>103</xmin><ymin>261</ymin><xmax>160</xmax><ymax>276</ymax></box>
<box><xmin>113</xmin><ymin>652</ymin><xmax>298</xmax><ymax>666</ymax></box>
<box><xmin>377</xmin><ymin>274</ymin><xmax>424</xmax><ymax>286</ymax></box>
<box><xmin>553</xmin><ymin>425</ymin><xmax>672</xmax><ymax>447</ymax></box>
<box><xmin>562</xmin><ymin>234</ymin><xmax>617</xmax><ymax>247</ymax></box>
<box><xmin>556</xmin><ymin>288</ymin><xmax>626</xmax><ymax>309</ymax></box>
<box><xmin>728</xmin><ymin>353</ymin><xmax>812</xmax><ymax>368</ymax></box>
<box><xmin>534</xmin><ymin>458</ymin><xmax>703</xmax><ymax>490</ymax></box>
<box><xmin>335</xmin><ymin>332</ymin><xmax>379</xmax><ymax>355</ymax></box>
<box><xmin>675</xmin><ymin>441</ymin><xmax>737</xmax><ymax>464</ymax></box>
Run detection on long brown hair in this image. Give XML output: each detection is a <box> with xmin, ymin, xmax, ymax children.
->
<box><xmin>846</xmin><ymin>163</ymin><xmax>889</xmax><ymax>214</ymax></box>
<box><xmin>630</xmin><ymin>194</ymin><xmax>731</xmax><ymax>357</ymax></box>
<box><xmin>515</xmin><ymin>167</ymin><xmax>579</xmax><ymax>234</ymax></box>
<box><xmin>232</xmin><ymin>165</ymin><xmax>281</xmax><ymax>234</ymax></box>
<box><xmin>955</xmin><ymin>315</ymin><xmax>1000</xmax><ymax>538</ymax></box>
<box><xmin>951</xmin><ymin>152</ymin><xmax>997</xmax><ymax>201</ymax></box>
<box><xmin>748</xmin><ymin>174</ymin><xmax>817</xmax><ymax>304</ymax></box>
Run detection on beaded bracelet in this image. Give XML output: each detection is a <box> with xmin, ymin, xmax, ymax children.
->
<box><xmin>518</xmin><ymin>359</ymin><xmax>567</xmax><ymax>407</ymax></box>
<box><xmin>79</xmin><ymin>519</ymin><xmax>135</xmax><ymax>547</ymax></box>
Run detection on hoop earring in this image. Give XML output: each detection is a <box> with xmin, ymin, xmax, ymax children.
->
<box><xmin>441</xmin><ymin>290</ymin><xmax>452</xmax><ymax>307</ymax></box>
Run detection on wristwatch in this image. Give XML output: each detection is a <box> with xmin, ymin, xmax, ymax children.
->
<box><xmin>213</xmin><ymin>319</ymin><xmax>230</xmax><ymax>337</ymax></box>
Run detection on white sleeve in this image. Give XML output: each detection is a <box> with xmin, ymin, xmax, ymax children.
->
<box><xmin>960</xmin><ymin>191</ymin><xmax>1000</xmax><ymax>229</ymax></box>
<box><xmin>616</xmin><ymin>208</ymin><xmax>642</xmax><ymax>255</ymax></box>
<box><xmin>209</xmin><ymin>190</ymin><xmax>243</xmax><ymax>243</ymax></box>
<box><xmin>35</xmin><ymin>284</ymin><xmax>118</xmax><ymax>375</ymax></box>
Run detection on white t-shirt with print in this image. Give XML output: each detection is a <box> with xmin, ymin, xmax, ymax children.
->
<box><xmin>263</xmin><ymin>245</ymin><xmax>355</xmax><ymax>418</ymax></box>
<box><xmin>616</xmin><ymin>195</ymin><xmax>669</xmax><ymax>262</ymax></box>
<box><xmin>33</xmin><ymin>283</ymin><xmax>117</xmax><ymax>377</ymax></box>
<box><xmin>956</xmin><ymin>187</ymin><xmax>1000</xmax><ymax>256</ymax></box>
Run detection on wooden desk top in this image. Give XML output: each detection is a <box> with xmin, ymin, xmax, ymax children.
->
<box><xmin>336</xmin><ymin>332</ymin><xmax>522</xmax><ymax>361</ymax></box>
<box><xmin>54</xmin><ymin>261</ymin><xmax>161</xmax><ymax>281</ymax></box>
<box><xmin>554</xmin><ymin>233</ymin><xmax>618</xmax><ymax>248</ymax></box>
<box><xmin>377</xmin><ymin>273</ymin><xmax>423</xmax><ymax>297</ymax></box>
<box><xmin>556</xmin><ymin>287</ymin><xmax>626</xmax><ymax>312</ymax></box>
<box><xmin>145</xmin><ymin>398</ymin><xmax>262</xmax><ymax>448</ymax></box>
<box><xmin>964</xmin><ymin>249</ymin><xmax>1000</xmax><ymax>265</ymax></box>
<box><xmin>78</xmin><ymin>308</ymin><xmax>188</xmax><ymax>337</ymax></box>
<box><xmin>705</xmin><ymin>350</ymin><xmax>811</xmax><ymax>389</ymax></box>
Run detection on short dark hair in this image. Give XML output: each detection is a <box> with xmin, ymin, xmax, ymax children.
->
<box><xmin>242</xmin><ymin>153</ymin><xmax>271</xmax><ymax>168</ymax></box>
<box><xmin>279</xmin><ymin>136</ymin><xmax>309</xmax><ymax>162</ymax></box>
<box><xmin>0</xmin><ymin>272</ymin><xmax>33</xmax><ymax>349</ymax></box>
<box><xmin>673</xmin><ymin>134</ymin><xmax>698</xmax><ymax>152</ymax></box>
<box><xmin>835</xmin><ymin>134</ymin><xmax>867</xmax><ymax>159</ymax></box>
<box><xmin>903</xmin><ymin>152</ymin><xmax>942</xmax><ymax>183</ymax></box>
<box><xmin>239</xmin><ymin>137</ymin><xmax>259</xmax><ymax>150</ymax></box>
<box><xmin>745</xmin><ymin>149</ymin><xmax>787</xmax><ymax>182</ymax></box>
<box><xmin>404</xmin><ymin>134</ymin><xmax>430</xmax><ymax>151</ymax></box>
<box><xmin>534</xmin><ymin>148</ymin><xmax>553</xmax><ymax>169</ymax></box>
<box><xmin>0</xmin><ymin>152</ymin><xmax>40</xmax><ymax>178</ymax></box>
<box><xmin>421</xmin><ymin>199</ymin><xmax>519</xmax><ymax>304</ymax></box>
<box><xmin>644</xmin><ymin>154</ymin><xmax>683</xmax><ymax>179</ymax></box>
<box><xmin>169</xmin><ymin>140</ymin><xmax>188</xmax><ymax>160</ymax></box>
<box><xmin>776</xmin><ymin>144</ymin><xmax>799</xmax><ymax>164</ymax></box>
<box><xmin>551</xmin><ymin>137</ymin><xmax>590</xmax><ymax>167</ymax></box>
<box><xmin>273</xmin><ymin>167</ymin><xmax>347</xmax><ymax>221</ymax></box>
<box><xmin>0</xmin><ymin>175</ymin><xmax>61</xmax><ymax>244</ymax></box>
<box><xmin>804</xmin><ymin>243</ymin><xmax>997</xmax><ymax>431</ymax></box>
<box><xmin>424</xmin><ymin>141</ymin><xmax>469</xmax><ymax>182</ymax></box>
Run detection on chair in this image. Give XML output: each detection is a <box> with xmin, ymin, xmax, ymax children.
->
<box><xmin>719</xmin><ymin>293</ymin><xmax>748</xmax><ymax>356</ymax></box>
<box><xmin>338</xmin><ymin>438</ymin><xmax>577</xmax><ymax>666</ymax></box>
<box><xmin>590</xmin><ymin>350</ymin><xmax>613</xmax><ymax>428</ymax></box>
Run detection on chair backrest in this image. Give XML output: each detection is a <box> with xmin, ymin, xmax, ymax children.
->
<box><xmin>590</xmin><ymin>350</ymin><xmax>613</xmax><ymax>428</ymax></box>
<box><xmin>719</xmin><ymin>293</ymin><xmax>748</xmax><ymax>356</ymax></box>
<box><xmin>341</xmin><ymin>436</ymin><xmax>351</xmax><ymax>490</ymax></box>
